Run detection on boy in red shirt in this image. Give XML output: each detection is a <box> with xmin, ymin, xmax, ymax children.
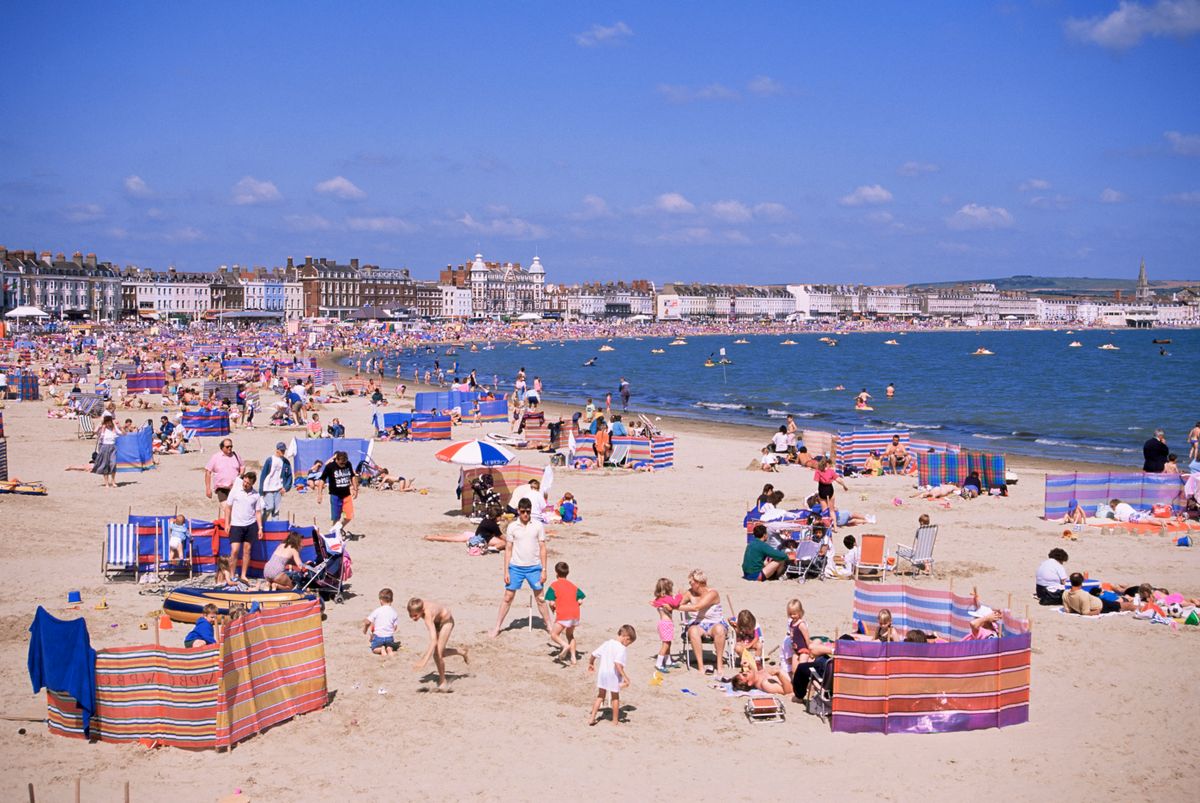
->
<box><xmin>545</xmin><ymin>561</ymin><xmax>586</xmax><ymax>664</ymax></box>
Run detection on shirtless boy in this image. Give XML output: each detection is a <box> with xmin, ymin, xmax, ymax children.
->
<box><xmin>407</xmin><ymin>598</ymin><xmax>469</xmax><ymax>690</ymax></box>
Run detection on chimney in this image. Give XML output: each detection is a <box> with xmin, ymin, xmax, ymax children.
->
<box><xmin>287</xmin><ymin>256</ymin><xmax>294</xmax><ymax>269</ymax></box>
<box><xmin>0</xmin><ymin>246</ymin><xmax>6</xmax><ymax>260</ymax></box>
<box><xmin>304</xmin><ymin>256</ymin><xmax>312</xmax><ymax>267</ymax></box>
<box><xmin>41</xmin><ymin>251</ymin><xmax>52</xmax><ymax>265</ymax></box>
<box><xmin>350</xmin><ymin>258</ymin><xmax>359</xmax><ymax>270</ymax></box>
<box><xmin>85</xmin><ymin>252</ymin><xmax>97</xmax><ymax>267</ymax></box>
<box><xmin>55</xmin><ymin>252</ymin><xmax>65</xmax><ymax>262</ymax></box>
<box><xmin>72</xmin><ymin>251</ymin><xmax>83</xmax><ymax>265</ymax></box>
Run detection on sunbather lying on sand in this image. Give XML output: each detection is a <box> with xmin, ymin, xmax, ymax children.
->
<box><xmin>730</xmin><ymin>665</ymin><xmax>793</xmax><ymax>695</ymax></box>
<box><xmin>912</xmin><ymin>484</ymin><xmax>958</xmax><ymax>499</ymax></box>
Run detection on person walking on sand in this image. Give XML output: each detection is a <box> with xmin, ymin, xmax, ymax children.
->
<box><xmin>589</xmin><ymin>625</ymin><xmax>635</xmax><ymax>726</ymax></box>
<box><xmin>407</xmin><ymin>598</ymin><xmax>468</xmax><ymax>690</ymax></box>
<box><xmin>488</xmin><ymin>498</ymin><xmax>552</xmax><ymax>638</ymax></box>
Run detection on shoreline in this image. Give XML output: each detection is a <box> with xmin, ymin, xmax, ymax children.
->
<box><xmin>318</xmin><ymin>349</ymin><xmax>1127</xmax><ymax>476</ymax></box>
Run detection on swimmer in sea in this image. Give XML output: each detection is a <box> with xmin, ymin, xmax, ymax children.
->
<box><xmin>583</xmin><ymin>357</ymin><xmax>597</xmax><ymax>367</ymax></box>
<box><xmin>833</xmin><ymin>385</ymin><xmax>845</xmax><ymax>391</ymax></box>
<box><xmin>886</xmin><ymin>383</ymin><xmax>895</xmax><ymax>398</ymax></box>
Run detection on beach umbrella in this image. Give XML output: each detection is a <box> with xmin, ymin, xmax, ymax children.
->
<box><xmin>435</xmin><ymin>439</ymin><xmax>515</xmax><ymax>466</ymax></box>
<box><xmin>4</xmin><ymin>305</ymin><xmax>50</xmax><ymax>318</ymax></box>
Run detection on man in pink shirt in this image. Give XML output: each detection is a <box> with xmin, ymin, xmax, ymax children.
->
<box><xmin>204</xmin><ymin>438</ymin><xmax>244</xmax><ymax>510</ymax></box>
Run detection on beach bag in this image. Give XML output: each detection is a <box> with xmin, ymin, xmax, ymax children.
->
<box><xmin>1151</xmin><ymin>504</ymin><xmax>1172</xmax><ymax>519</ymax></box>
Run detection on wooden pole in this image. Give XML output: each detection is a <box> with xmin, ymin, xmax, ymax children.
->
<box><xmin>27</xmin><ymin>782</ymin><xmax>34</xmax><ymax>803</ymax></box>
<box><xmin>124</xmin><ymin>780</ymin><xmax>130</xmax><ymax>803</ymax></box>
<box><xmin>74</xmin><ymin>778</ymin><xmax>80</xmax><ymax>803</ymax></box>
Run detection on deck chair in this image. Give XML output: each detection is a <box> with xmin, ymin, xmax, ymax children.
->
<box><xmin>102</xmin><ymin>523</ymin><xmax>138</xmax><ymax>580</ymax></box>
<box><xmin>784</xmin><ymin>539</ymin><xmax>825</xmax><ymax>583</ymax></box>
<box><xmin>77</xmin><ymin>414</ymin><xmax>96</xmax><ymax>439</ymax></box>
<box><xmin>895</xmin><ymin>524</ymin><xmax>938</xmax><ymax>576</ymax></box>
<box><xmin>855</xmin><ymin>533</ymin><xmax>888</xmax><ymax>581</ymax></box>
<box><xmin>679</xmin><ymin>613</ymin><xmax>733</xmax><ymax>671</ymax></box>
<box><xmin>606</xmin><ymin>442</ymin><xmax>629</xmax><ymax>467</ymax></box>
<box><xmin>156</xmin><ymin>519</ymin><xmax>193</xmax><ymax>580</ymax></box>
<box><xmin>181</xmin><ymin>426</ymin><xmax>203</xmax><ymax>452</ymax></box>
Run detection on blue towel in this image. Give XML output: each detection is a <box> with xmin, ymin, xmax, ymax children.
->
<box><xmin>28</xmin><ymin>607</ymin><xmax>97</xmax><ymax>735</ymax></box>
<box><xmin>184</xmin><ymin>616</ymin><xmax>216</xmax><ymax>646</ymax></box>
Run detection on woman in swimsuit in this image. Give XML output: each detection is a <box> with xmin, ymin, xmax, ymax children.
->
<box><xmin>263</xmin><ymin>532</ymin><xmax>306</xmax><ymax>590</ymax></box>
<box><xmin>813</xmin><ymin>457</ymin><xmax>848</xmax><ymax>530</ymax></box>
<box><xmin>678</xmin><ymin>569</ymin><xmax>728</xmax><ymax>674</ymax></box>
<box><xmin>730</xmin><ymin>665</ymin><xmax>793</xmax><ymax>695</ymax></box>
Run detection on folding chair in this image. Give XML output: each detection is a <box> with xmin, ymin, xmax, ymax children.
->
<box><xmin>895</xmin><ymin>524</ymin><xmax>938</xmax><ymax>576</ymax></box>
<box><xmin>607</xmin><ymin>443</ymin><xmax>629</xmax><ymax>467</ymax></box>
<box><xmin>784</xmin><ymin>539</ymin><xmax>825</xmax><ymax>583</ymax></box>
<box><xmin>855</xmin><ymin>533</ymin><xmax>889</xmax><ymax>581</ymax></box>
<box><xmin>679</xmin><ymin>613</ymin><xmax>733</xmax><ymax>671</ymax></box>
<box><xmin>181</xmin><ymin>427</ymin><xmax>203</xmax><ymax>452</ymax></box>
<box><xmin>102</xmin><ymin>523</ymin><xmax>137</xmax><ymax>580</ymax></box>
<box><xmin>157</xmin><ymin>519</ymin><xmax>194</xmax><ymax>580</ymax></box>
<box><xmin>77</xmin><ymin>415</ymin><xmax>95</xmax><ymax>439</ymax></box>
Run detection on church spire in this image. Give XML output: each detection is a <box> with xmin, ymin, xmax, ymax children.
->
<box><xmin>1135</xmin><ymin>258</ymin><xmax>1152</xmax><ymax>302</ymax></box>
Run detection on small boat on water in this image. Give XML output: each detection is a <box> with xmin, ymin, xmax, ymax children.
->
<box><xmin>598</xmin><ymin>345</ymin><xmax>615</xmax><ymax>352</ymax></box>
<box><xmin>884</xmin><ymin>339</ymin><xmax>899</xmax><ymax>345</ymax></box>
<box><xmin>1068</xmin><ymin>341</ymin><xmax>1082</xmax><ymax>348</ymax></box>
<box><xmin>650</xmin><ymin>348</ymin><xmax>665</xmax><ymax>354</ymax></box>
<box><xmin>825</xmin><ymin>339</ymin><xmax>838</xmax><ymax>347</ymax></box>
<box><xmin>518</xmin><ymin>339</ymin><xmax>534</xmax><ymax>345</ymax></box>
<box><xmin>1153</xmin><ymin>338</ymin><xmax>1172</xmax><ymax>344</ymax></box>
<box><xmin>718</xmin><ymin>358</ymin><xmax>733</xmax><ymax>365</ymax></box>
<box><xmin>781</xmin><ymin>339</ymin><xmax>798</xmax><ymax>346</ymax></box>
<box><xmin>669</xmin><ymin>339</ymin><xmax>688</xmax><ymax>346</ymax></box>
<box><xmin>1099</xmin><ymin>344</ymin><xmax>1120</xmax><ymax>350</ymax></box>
<box><xmin>818</xmin><ymin>337</ymin><xmax>832</xmax><ymax>343</ymax></box>
<box><xmin>972</xmin><ymin>348</ymin><xmax>994</xmax><ymax>356</ymax></box>
<box><xmin>704</xmin><ymin>359</ymin><xmax>716</xmax><ymax>367</ymax></box>
<box><xmin>528</xmin><ymin>346</ymin><xmax>541</xmax><ymax>350</ymax></box>
<box><xmin>733</xmin><ymin>339</ymin><xmax>749</xmax><ymax>344</ymax></box>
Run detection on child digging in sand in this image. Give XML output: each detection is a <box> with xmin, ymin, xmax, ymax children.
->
<box><xmin>545</xmin><ymin>562</ymin><xmax>586</xmax><ymax>663</ymax></box>
<box><xmin>364</xmin><ymin>588</ymin><xmax>400</xmax><ymax>660</ymax></box>
<box><xmin>589</xmin><ymin>625</ymin><xmax>636</xmax><ymax>726</ymax></box>
<box><xmin>407</xmin><ymin>598</ymin><xmax>468</xmax><ymax>690</ymax></box>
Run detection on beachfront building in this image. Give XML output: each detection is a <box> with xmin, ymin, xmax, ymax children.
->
<box><xmin>0</xmin><ymin>248</ymin><xmax>122</xmax><ymax>321</ymax></box>
<box><xmin>439</xmin><ymin>253</ymin><xmax>545</xmax><ymax>317</ymax></box>
<box><xmin>439</xmin><ymin>285</ymin><xmax>472</xmax><ymax>318</ymax></box>
<box><xmin>240</xmin><ymin>267</ymin><xmax>289</xmax><ymax>316</ymax></box>
<box><xmin>789</xmin><ymin>285</ymin><xmax>860</xmax><ymax>319</ymax></box>
<box><xmin>121</xmin><ymin>267</ymin><xmax>212</xmax><ymax>321</ymax></box>
<box><xmin>412</xmin><ymin>281</ymin><xmax>442</xmax><ymax>319</ymax></box>
<box><xmin>283</xmin><ymin>278</ymin><xmax>304</xmax><ymax>320</ymax></box>
<box><xmin>296</xmin><ymin>256</ymin><xmax>363</xmax><ymax>319</ymax></box>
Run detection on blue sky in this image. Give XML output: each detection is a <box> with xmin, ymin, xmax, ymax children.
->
<box><xmin>2</xmin><ymin>1</ymin><xmax>1198</xmax><ymax>285</ymax></box>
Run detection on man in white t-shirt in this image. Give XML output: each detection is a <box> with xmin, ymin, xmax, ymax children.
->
<box><xmin>221</xmin><ymin>471</ymin><xmax>264</xmax><ymax>581</ymax></box>
<box><xmin>488</xmin><ymin>498</ymin><xmax>551</xmax><ymax>638</ymax></box>
<box><xmin>506</xmin><ymin>479</ymin><xmax>546</xmax><ymax>519</ymax></box>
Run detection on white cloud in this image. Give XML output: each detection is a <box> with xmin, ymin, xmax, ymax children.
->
<box><xmin>165</xmin><ymin>226</ymin><xmax>203</xmax><ymax>243</ymax></box>
<box><xmin>572</xmin><ymin>194</ymin><xmax>613</xmax><ymax>220</ymax></box>
<box><xmin>865</xmin><ymin>210</ymin><xmax>895</xmax><ymax>224</ymax></box>
<box><xmin>231</xmin><ymin>176</ymin><xmax>282</xmax><ymax>205</ymax></box>
<box><xmin>458</xmin><ymin>213</ymin><xmax>545</xmax><ymax>239</ymax></box>
<box><xmin>1029</xmin><ymin>194</ymin><xmax>1071</xmax><ymax>210</ymax></box>
<box><xmin>284</xmin><ymin>213</ymin><xmax>333</xmax><ymax>231</ymax></box>
<box><xmin>1100</xmin><ymin>187</ymin><xmax>1128</xmax><ymax>203</ymax></box>
<box><xmin>1065</xmin><ymin>0</ymin><xmax>1200</xmax><ymax>50</ymax></box>
<box><xmin>315</xmin><ymin>175</ymin><xmax>366</xmax><ymax>200</ymax></box>
<box><xmin>657</xmin><ymin>83</ymin><xmax>739</xmax><ymax>104</ymax></box>
<box><xmin>655</xmin><ymin>192</ymin><xmax>696</xmax><ymax>213</ymax></box>
<box><xmin>710</xmin><ymin>200</ymin><xmax>752</xmax><ymax>222</ymax></box>
<box><xmin>753</xmin><ymin>202</ymin><xmax>789</xmax><ymax>220</ymax></box>
<box><xmin>657</xmin><ymin>227</ymin><xmax>715</xmax><ymax>244</ymax></box>
<box><xmin>347</xmin><ymin>216</ymin><xmax>416</xmax><ymax>233</ymax></box>
<box><xmin>1019</xmin><ymin>178</ymin><xmax>1051</xmax><ymax>192</ymax></box>
<box><xmin>897</xmin><ymin>161</ymin><xmax>939</xmax><ymax>177</ymax></box>
<box><xmin>947</xmin><ymin>203</ymin><xmax>1015</xmax><ymax>230</ymax></box>
<box><xmin>747</xmin><ymin>75</ymin><xmax>784</xmax><ymax>97</ymax></box>
<box><xmin>574</xmin><ymin>21</ymin><xmax>633</xmax><ymax>47</ymax></box>
<box><xmin>838</xmin><ymin>184</ymin><xmax>893</xmax><ymax>207</ymax></box>
<box><xmin>723</xmin><ymin>229</ymin><xmax>751</xmax><ymax>244</ymax></box>
<box><xmin>1164</xmin><ymin>190</ymin><xmax>1200</xmax><ymax>204</ymax></box>
<box><xmin>1165</xmin><ymin>130</ymin><xmax>1200</xmax><ymax>155</ymax></box>
<box><xmin>123</xmin><ymin>175</ymin><xmax>153</xmax><ymax>198</ymax></box>
<box><xmin>63</xmin><ymin>203</ymin><xmax>104</xmax><ymax>222</ymax></box>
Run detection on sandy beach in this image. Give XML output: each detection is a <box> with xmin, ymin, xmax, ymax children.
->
<box><xmin>2</xmin><ymin>374</ymin><xmax>1198</xmax><ymax>802</ymax></box>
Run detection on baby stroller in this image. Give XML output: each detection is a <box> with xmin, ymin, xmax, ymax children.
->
<box><xmin>356</xmin><ymin>455</ymin><xmax>384</xmax><ymax>488</ymax></box>
<box><xmin>296</xmin><ymin>529</ymin><xmax>352</xmax><ymax>604</ymax></box>
<box><xmin>470</xmin><ymin>474</ymin><xmax>502</xmax><ymax>519</ymax></box>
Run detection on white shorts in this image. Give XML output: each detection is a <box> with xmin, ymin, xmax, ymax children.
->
<box><xmin>556</xmin><ymin>619</ymin><xmax>578</xmax><ymax>628</ymax></box>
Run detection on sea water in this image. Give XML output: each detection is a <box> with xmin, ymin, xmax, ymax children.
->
<box><xmin>356</xmin><ymin>328</ymin><xmax>1196</xmax><ymax>465</ymax></box>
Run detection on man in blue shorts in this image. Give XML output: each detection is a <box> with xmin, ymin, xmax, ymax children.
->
<box><xmin>488</xmin><ymin>498</ymin><xmax>551</xmax><ymax>638</ymax></box>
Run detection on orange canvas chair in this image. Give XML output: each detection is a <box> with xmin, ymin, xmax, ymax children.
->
<box><xmin>855</xmin><ymin>533</ymin><xmax>888</xmax><ymax>581</ymax></box>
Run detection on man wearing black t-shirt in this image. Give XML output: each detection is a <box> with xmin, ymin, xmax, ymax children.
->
<box><xmin>319</xmin><ymin>450</ymin><xmax>359</xmax><ymax>530</ymax></box>
<box><xmin>1142</xmin><ymin>429</ymin><xmax>1169</xmax><ymax>473</ymax></box>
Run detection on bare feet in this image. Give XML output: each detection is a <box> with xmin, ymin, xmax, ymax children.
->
<box><xmin>460</xmin><ymin>646</ymin><xmax>470</xmax><ymax>665</ymax></box>
<box><xmin>436</xmin><ymin>681</ymin><xmax>449</xmax><ymax>692</ymax></box>
<box><xmin>487</xmin><ymin>629</ymin><xmax>499</xmax><ymax>639</ymax></box>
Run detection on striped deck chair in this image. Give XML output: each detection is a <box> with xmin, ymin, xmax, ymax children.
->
<box><xmin>607</xmin><ymin>442</ymin><xmax>629</xmax><ymax>467</ymax></box>
<box><xmin>102</xmin><ymin>523</ymin><xmax>138</xmax><ymax>580</ymax></box>
<box><xmin>157</xmin><ymin>519</ymin><xmax>193</xmax><ymax>579</ymax></box>
<box><xmin>77</xmin><ymin>414</ymin><xmax>96</xmax><ymax>439</ymax></box>
<box><xmin>895</xmin><ymin>524</ymin><xmax>938</xmax><ymax>576</ymax></box>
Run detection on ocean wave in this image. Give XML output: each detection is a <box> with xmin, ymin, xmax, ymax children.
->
<box><xmin>767</xmin><ymin>409</ymin><xmax>788</xmax><ymax>418</ymax></box>
<box><xmin>695</xmin><ymin>401</ymin><xmax>749</xmax><ymax>411</ymax></box>
<box><xmin>1010</xmin><ymin>431</ymin><xmax>1039</xmax><ymax>439</ymax></box>
<box><xmin>1034</xmin><ymin>438</ymin><xmax>1135</xmax><ymax>454</ymax></box>
<box><xmin>891</xmin><ymin>421</ymin><xmax>942</xmax><ymax>430</ymax></box>
<box><xmin>972</xmin><ymin>433</ymin><xmax>1005</xmax><ymax>440</ymax></box>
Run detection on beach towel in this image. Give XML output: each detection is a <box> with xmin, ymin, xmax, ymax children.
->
<box><xmin>29</xmin><ymin>607</ymin><xmax>97</xmax><ymax>736</ymax></box>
